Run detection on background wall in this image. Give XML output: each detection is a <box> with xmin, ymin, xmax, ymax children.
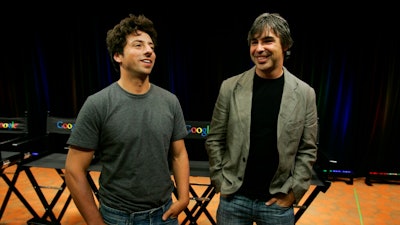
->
<box><xmin>1</xmin><ymin>2</ymin><xmax>399</xmax><ymax>176</ymax></box>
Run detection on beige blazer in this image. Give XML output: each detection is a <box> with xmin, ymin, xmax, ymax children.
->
<box><xmin>205</xmin><ymin>66</ymin><xmax>318</xmax><ymax>203</ymax></box>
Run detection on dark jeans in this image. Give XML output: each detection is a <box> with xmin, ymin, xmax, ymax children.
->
<box><xmin>217</xmin><ymin>194</ymin><xmax>294</xmax><ymax>225</ymax></box>
<box><xmin>100</xmin><ymin>198</ymin><xmax>178</xmax><ymax>225</ymax></box>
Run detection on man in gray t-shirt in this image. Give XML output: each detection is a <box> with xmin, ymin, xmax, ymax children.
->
<box><xmin>64</xmin><ymin>14</ymin><xmax>190</xmax><ymax>225</ymax></box>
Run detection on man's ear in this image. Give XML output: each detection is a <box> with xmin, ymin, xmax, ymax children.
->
<box><xmin>113</xmin><ymin>52</ymin><xmax>122</xmax><ymax>63</ymax></box>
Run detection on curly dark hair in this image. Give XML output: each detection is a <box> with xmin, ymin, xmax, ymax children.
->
<box><xmin>106</xmin><ymin>14</ymin><xmax>158</xmax><ymax>72</ymax></box>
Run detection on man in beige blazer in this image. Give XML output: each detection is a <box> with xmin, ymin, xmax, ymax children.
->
<box><xmin>205</xmin><ymin>12</ymin><xmax>318</xmax><ymax>225</ymax></box>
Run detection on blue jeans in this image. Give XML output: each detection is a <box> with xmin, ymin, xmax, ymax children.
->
<box><xmin>217</xmin><ymin>194</ymin><xmax>294</xmax><ymax>225</ymax></box>
<box><xmin>99</xmin><ymin>198</ymin><xmax>178</xmax><ymax>225</ymax></box>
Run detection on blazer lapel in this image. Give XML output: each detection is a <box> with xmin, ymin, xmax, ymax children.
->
<box><xmin>233</xmin><ymin>67</ymin><xmax>255</xmax><ymax>137</ymax></box>
<box><xmin>278</xmin><ymin>68</ymin><xmax>299</xmax><ymax>137</ymax></box>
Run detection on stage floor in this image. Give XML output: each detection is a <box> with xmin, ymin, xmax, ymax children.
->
<box><xmin>1</xmin><ymin>165</ymin><xmax>399</xmax><ymax>224</ymax></box>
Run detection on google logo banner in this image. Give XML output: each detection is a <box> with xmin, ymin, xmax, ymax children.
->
<box><xmin>46</xmin><ymin>117</ymin><xmax>76</xmax><ymax>134</ymax></box>
<box><xmin>0</xmin><ymin>118</ymin><xmax>27</xmax><ymax>133</ymax></box>
<box><xmin>56</xmin><ymin>121</ymin><xmax>75</xmax><ymax>130</ymax></box>
<box><xmin>186</xmin><ymin>121</ymin><xmax>210</xmax><ymax>139</ymax></box>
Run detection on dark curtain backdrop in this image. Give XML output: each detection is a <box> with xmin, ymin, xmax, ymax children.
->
<box><xmin>1</xmin><ymin>3</ymin><xmax>399</xmax><ymax>176</ymax></box>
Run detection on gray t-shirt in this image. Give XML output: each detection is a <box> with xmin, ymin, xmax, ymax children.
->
<box><xmin>67</xmin><ymin>82</ymin><xmax>188</xmax><ymax>212</ymax></box>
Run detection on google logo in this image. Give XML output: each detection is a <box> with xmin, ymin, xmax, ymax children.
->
<box><xmin>56</xmin><ymin>121</ymin><xmax>75</xmax><ymax>130</ymax></box>
<box><xmin>186</xmin><ymin>124</ymin><xmax>209</xmax><ymax>137</ymax></box>
<box><xmin>0</xmin><ymin>121</ymin><xmax>19</xmax><ymax>130</ymax></box>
